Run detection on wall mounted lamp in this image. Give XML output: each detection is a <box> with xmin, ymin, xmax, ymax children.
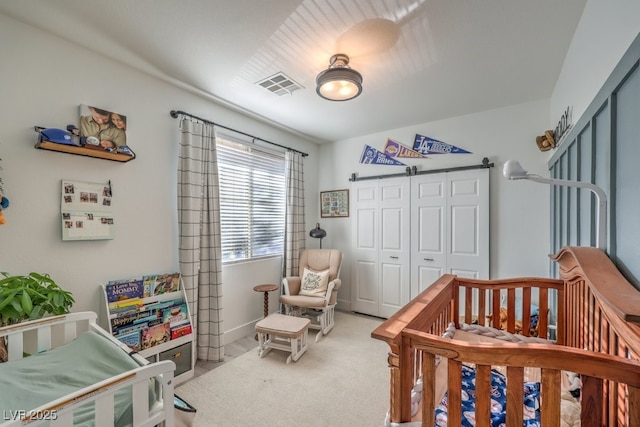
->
<box><xmin>503</xmin><ymin>160</ymin><xmax>607</xmax><ymax>252</ymax></box>
<box><xmin>316</xmin><ymin>54</ymin><xmax>363</xmax><ymax>101</ymax></box>
<box><xmin>309</xmin><ymin>223</ymin><xmax>327</xmax><ymax>248</ymax></box>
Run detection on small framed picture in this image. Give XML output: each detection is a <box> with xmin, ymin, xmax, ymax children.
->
<box><xmin>320</xmin><ymin>189</ymin><xmax>349</xmax><ymax>218</ymax></box>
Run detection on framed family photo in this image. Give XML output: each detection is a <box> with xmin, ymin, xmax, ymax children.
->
<box><xmin>320</xmin><ymin>189</ymin><xmax>349</xmax><ymax>218</ymax></box>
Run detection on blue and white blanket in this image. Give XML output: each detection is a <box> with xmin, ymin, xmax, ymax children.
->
<box><xmin>434</xmin><ymin>364</ymin><xmax>541</xmax><ymax>427</ymax></box>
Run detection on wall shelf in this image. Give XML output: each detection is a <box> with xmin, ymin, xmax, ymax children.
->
<box><xmin>35</xmin><ymin>140</ymin><xmax>135</xmax><ymax>163</ymax></box>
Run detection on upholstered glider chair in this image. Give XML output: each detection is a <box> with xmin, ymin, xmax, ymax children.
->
<box><xmin>280</xmin><ymin>249</ymin><xmax>343</xmax><ymax>342</ymax></box>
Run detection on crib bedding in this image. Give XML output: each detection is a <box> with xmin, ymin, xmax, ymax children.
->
<box><xmin>430</xmin><ymin>328</ymin><xmax>580</xmax><ymax>426</ymax></box>
<box><xmin>0</xmin><ymin>330</ymin><xmax>154</xmax><ymax>426</ymax></box>
<box><xmin>435</xmin><ymin>365</ymin><xmax>541</xmax><ymax>427</ymax></box>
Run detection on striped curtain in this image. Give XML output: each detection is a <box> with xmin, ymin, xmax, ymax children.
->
<box><xmin>178</xmin><ymin>118</ymin><xmax>224</xmax><ymax>362</ymax></box>
<box><xmin>283</xmin><ymin>151</ymin><xmax>306</xmax><ymax>278</ymax></box>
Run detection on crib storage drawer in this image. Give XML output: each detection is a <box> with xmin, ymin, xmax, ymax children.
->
<box><xmin>160</xmin><ymin>342</ymin><xmax>192</xmax><ymax>377</ymax></box>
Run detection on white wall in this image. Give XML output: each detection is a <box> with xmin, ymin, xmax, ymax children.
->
<box><xmin>551</xmin><ymin>0</ymin><xmax>640</xmax><ymax>128</ymax></box>
<box><xmin>318</xmin><ymin>100</ymin><xmax>552</xmax><ymax>310</ymax></box>
<box><xmin>0</xmin><ymin>13</ymin><xmax>319</xmax><ymax>341</ymax></box>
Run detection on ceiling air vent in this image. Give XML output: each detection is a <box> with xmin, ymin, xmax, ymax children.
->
<box><xmin>256</xmin><ymin>72</ymin><xmax>303</xmax><ymax>96</ymax></box>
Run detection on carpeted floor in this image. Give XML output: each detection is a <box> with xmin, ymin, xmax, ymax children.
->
<box><xmin>176</xmin><ymin>311</ymin><xmax>389</xmax><ymax>426</ymax></box>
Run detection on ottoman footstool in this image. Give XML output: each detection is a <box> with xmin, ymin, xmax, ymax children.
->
<box><xmin>255</xmin><ymin>313</ymin><xmax>311</xmax><ymax>363</ymax></box>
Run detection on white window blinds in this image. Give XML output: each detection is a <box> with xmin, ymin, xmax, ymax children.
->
<box><xmin>216</xmin><ymin>139</ymin><xmax>285</xmax><ymax>262</ymax></box>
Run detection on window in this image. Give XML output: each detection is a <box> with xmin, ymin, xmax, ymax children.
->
<box><xmin>216</xmin><ymin>138</ymin><xmax>285</xmax><ymax>262</ymax></box>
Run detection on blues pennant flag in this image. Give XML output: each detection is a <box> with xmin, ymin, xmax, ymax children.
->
<box><xmin>383</xmin><ymin>138</ymin><xmax>427</xmax><ymax>158</ymax></box>
<box><xmin>360</xmin><ymin>144</ymin><xmax>406</xmax><ymax>166</ymax></box>
<box><xmin>413</xmin><ymin>133</ymin><xmax>471</xmax><ymax>154</ymax></box>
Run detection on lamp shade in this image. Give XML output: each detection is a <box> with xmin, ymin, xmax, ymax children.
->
<box><xmin>503</xmin><ymin>160</ymin><xmax>528</xmax><ymax>179</ymax></box>
<box><xmin>309</xmin><ymin>223</ymin><xmax>327</xmax><ymax>239</ymax></box>
<box><xmin>316</xmin><ymin>54</ymin><xmax>363</xmax><ymax>101</ymax></box>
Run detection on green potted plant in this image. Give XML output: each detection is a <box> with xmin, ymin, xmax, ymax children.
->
<box><xmin>0</xmin><ymin>272</ymin><xmax>75</xmax><ymax>361</ymax></box>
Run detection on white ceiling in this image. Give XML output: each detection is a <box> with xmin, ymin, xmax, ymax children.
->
<box><xmin>0</xmin><ymin>0</ymin><xmax>586</xmax><ymax>143</ymax></box>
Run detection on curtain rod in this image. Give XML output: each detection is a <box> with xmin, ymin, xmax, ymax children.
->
<box><xmin>349</xmin><ymin>157</ymin><xmax>494</xmax><ymax>181</ymax></box>
<box><xmin>170</xmin><ymin>110</ymin><xmax>308</xmax><ymax>157</ymax></box>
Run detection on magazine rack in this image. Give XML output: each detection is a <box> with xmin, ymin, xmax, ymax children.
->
<box><xmin>100</xmin><ymin>273</ymin><xmax>195</xmax><ymax>385</ymax></box>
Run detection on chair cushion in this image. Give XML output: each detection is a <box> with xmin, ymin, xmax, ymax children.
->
<box><xmin>298</xmin><ymin>268</ymin><xmax>330</xmax><ymax>297</ymax></box>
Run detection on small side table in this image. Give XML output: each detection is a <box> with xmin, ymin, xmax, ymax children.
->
<box><xmin>253</xmin><ymin>284</ymin><xmax>280</xmax><ymax>318</ymax></box>
<box><xmin>253</xmin><ymin>284</ymin><xmax>280</xmax><ymax>341</ymax></box>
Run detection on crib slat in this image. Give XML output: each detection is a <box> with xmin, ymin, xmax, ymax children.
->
<box><xmin>629</xmin><ymin>385</ymin><xmax>640</xmax><ymax>426</ymax></box>
<box><xmin>478</xmin><ymin>289</ymin><xmax>486</xmax><ymax>326</ymax></box>
<box><xmin>539</xmin><ymin>288</ymin><xmax>549</xmax><ymax>339</ymax></box>
<box><xmin>540</xmin><ymin>368</ymin><xmax>561</xmax><ymax>427</ymax></box>
<box><xmin>522</xmin><ymin>287</ymin><xmax>531</xmax><ymax>336</ymax></box>
<box><xmin>447</xmin><ymin>359</ymin><xmax>462</xmax><ymax>426</ymax></box>
<box><xmin>421</xmin><ymin>353</ymin><xmax>436</xmax><ymax>427</ymax></box>
<box><xmin>37</xmin><ymin>325</ymin><xmax>52</xmax><ymax>353</ymax></box>
<box><xmin>7</xmin><ymin>333</ymin><xmax>23</xmax><ymax>361</ymax></box>
<box><xmin>581</xmin><ymin>375</ymin><xmax>603</xmax><ymax>426</ymax></box>
<box><xmin>95</xmin><ymin>393</ymin><xmax>115</xmax><ymax>427</ymax></box>
<box><xmin>505</xmin><ymin>366</ymin><xmax>524</xmax><ymax>426</ymax></box>
<box><xmin>132</xmin><ymin>376</ymin><xmax>150</xmax><ymax>425</ymax></box>
<box><xmin>491</xmin><ymin>291</ymin><xmax>501</xmax><ymax>329</ymax></box>
<box><xmin>465</xmin><ymin>286</ymin><xmax>473</xmax><ymax>324</ymax></box>
<box><xmin>507</xmin><ymin>288</ymin><xmax>516</xmax><ymax>332</ymax></box>
<box><xmin>475</xmin><ymin>365</ymin><xmax>491</xmax><ymax>427</ymax></box>
<box><xmin>50</xmin><ymin>411</ymin><xmax>73</xmax><ymax>426</ymax></box>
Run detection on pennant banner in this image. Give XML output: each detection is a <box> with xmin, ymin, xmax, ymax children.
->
<box><xmin>360</xmin><ymin>144</ymin><xmax>406</xmax><ymax>166</ymax></box>
<box><xmin>383</xmin><ymin>139</ymin><xmax>426</xmax><ymax>158</ymax></box>
<box><xmin>413</xmin><ymin>134</ymin><xmax>471</xmax><ymax>154</ymax></box>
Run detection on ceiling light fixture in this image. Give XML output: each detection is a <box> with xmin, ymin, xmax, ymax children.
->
<box><xmin>315</xmin><ymin>54</ymin><xmax>363</xmax><ymax>101</ymax></box>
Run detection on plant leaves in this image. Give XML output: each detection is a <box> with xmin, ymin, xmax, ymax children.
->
<box><xmin>0</xmin><ymin>289</ymin><xmax>19</xmax><ymax>311</ymax></box>
<box><xmin>21</xmin><ymin>291</ymin><xmax>33</xmax><ymax>315</ymax></box>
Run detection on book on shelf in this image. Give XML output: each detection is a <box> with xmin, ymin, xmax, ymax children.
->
<box><xmin>105</xmin><ymin>279</ymin><xmax>144</xmax><ymax>303</ymax></box>
<box><xmin>171</xmin><ymin>320</ymin><xmax>192</xmax><ymax>340</ymax></box>
<box><xmin>113</xmin><ymin>321</ymin><xmax>147</xmax><ymax>337</ymax></box>
<box><xmin>116</xmin><ymin>330</ymin><xmax>141</xmax><ymax>352</ymax></box>
<box><xmin>108</xmin><ymin>298</ymin><xmax>144</xmax><ymax>312</ymax></box>
<box><xmin>152</xmin><ymin>273</ymin><xmax>181</xmax><ymax>295</ymax></box>
<box><xmin>142</xmin><ymin>274</ymin><xmax>157</xmax><ymax>297</ymax></box>
<box><xmin>162</xmin><ymin>303</ymin><xmax>188</xmax><ymax>326</ymax></box>
<box><xmin>141</xmin><ymin>323</ymin><xmax>171</xmax><ymax>349</ymax></box>
<box><xmin>110</xmin><ymin>307</ymin><xmax>155</xmax><ymax>328</ymax></box>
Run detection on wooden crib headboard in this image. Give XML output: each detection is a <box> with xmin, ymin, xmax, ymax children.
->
<box><xmin>372</xmin><ymin>246</ymin><xmax>640</xmax><ymax>426</ymax></box>
<box><xmin>552</xmin><ymin>246</ymin><xmax>640</xmax><ymax>357</ymax></box>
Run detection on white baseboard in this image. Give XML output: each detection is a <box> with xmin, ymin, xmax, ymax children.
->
<box><xmin>224</xmin><ymin>319</ymin><xmax>259</xmax><ymax>344</ymax></box>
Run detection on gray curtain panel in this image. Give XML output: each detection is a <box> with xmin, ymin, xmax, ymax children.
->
<box><xmin>177</xmin><ymin>118</ymin><xmax>224</xmax><ymax>362</ymax></box>
<box><xmin>283</xmin><ymin>150</ymin><xmax>306</xmax><ymax>279</ymax></box>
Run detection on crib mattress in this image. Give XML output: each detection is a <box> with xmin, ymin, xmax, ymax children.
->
<box><xmin>0</xmin><ymin>330</ymin><xmax>151</xmax><ymax>426</ymax></box>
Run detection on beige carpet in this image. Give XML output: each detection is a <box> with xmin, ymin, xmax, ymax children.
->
<box><xmin>176</xmin><ymin>311</ymin><xmax>390</xmax><ymax>426</ymax></box>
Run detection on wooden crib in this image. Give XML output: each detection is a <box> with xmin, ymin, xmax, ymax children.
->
<box><xmin>372</xmin><ymin>246</ymin><xmax>640</xmax><ymax>426</ymax></box>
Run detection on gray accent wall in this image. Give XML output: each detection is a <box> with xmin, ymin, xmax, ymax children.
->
<box><xmin>549</xmin><ymin>32</ymin><xmax>640</xmax><ymax>288</ymax></box>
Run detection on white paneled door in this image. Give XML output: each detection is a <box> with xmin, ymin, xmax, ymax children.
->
<box><xmin>351</xmin><ymin>180</ymin><xmax>379</xmax><ymax>315</ymax></box>
<box><xmin>351</xmin><ymin>169</ymin><xmax>489</xmax><ymax>318</ymax></box>
<box><xmin>411</xmin><ymin>169</ymin><xmax>489</xmax><ymax>297</ymax></box>
<box><xmin>378</xmin><ymin>178</ymin><xmax>411</xmax><ymax>318</ymax></box>
<box><xmin>410</xmin><ymin>173</ymin><xmax>447</xmax><ymax>297</ymax></box>
<box><xmin>351</xmin><ymin>177</ymin><xmax>410</xmax><ymax>317</ymax></box>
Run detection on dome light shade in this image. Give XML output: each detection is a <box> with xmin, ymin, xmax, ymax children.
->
<box><xmin>309</xmin><ymin>223</ymin><xmax>327</xmax><ymax>248</ymax></box>
<box><xmin>316</xmin><ymin>54</ymin><xmax>363</xmax><ymax>101</ymax></box>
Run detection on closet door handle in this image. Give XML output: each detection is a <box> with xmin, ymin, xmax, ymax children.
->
<box><xmin>390</xmin><ymin>256</ymin><xmax>399</xmax><ymax>259</ymax></box>
<box><xmin>424</xmin><ymin>258</ymin><xmax>434</xmax><ymax>261</ymax></box>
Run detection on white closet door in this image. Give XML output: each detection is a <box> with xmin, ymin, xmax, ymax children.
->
<box><xmin>351</xmin><ymin>168</ymin><xmax>489</xmax><ymax>317</ymax></box>
<box><xmin>350</xmin><ymin>181</ymin><xmax>379</xmax><ymax>315</ymax></box>
<box><xmin>411</xmin><ymin>174</ymin><xmax>447</xmax><ymax>297</ymax></box>
<box><xmin>378</xmin><ymin>178</ymin><xmax>411</xmax><ymax>319</ymax></box>
<box><xmin>410</xmin><ymin>169</ymin><xmax>489</xmax><ymax>299</ymax></box>
<box><xmin>446</xmin><ymin>169</ymin><xmax>489</xmax><ymax>280</ymax></box>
